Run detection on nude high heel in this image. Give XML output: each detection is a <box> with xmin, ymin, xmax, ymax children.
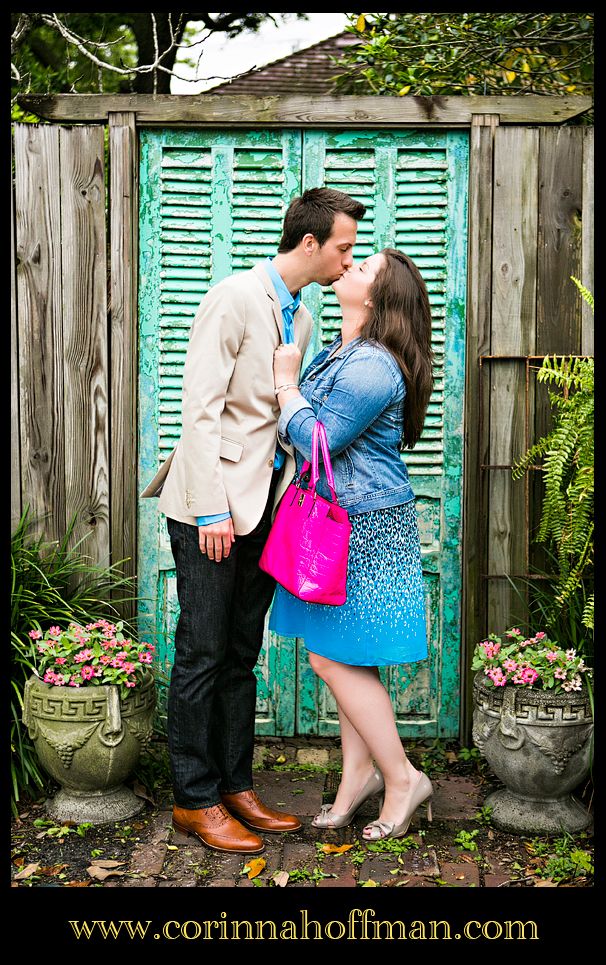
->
<box><xmin>312</xmin><ymin>767</ymin><xmax>385</xmax><ymax>830</ymax></box>
<box><xmin>362</xmin><ymin>770</ymin><xmax>434</xmax><ymax>841</ymax></box>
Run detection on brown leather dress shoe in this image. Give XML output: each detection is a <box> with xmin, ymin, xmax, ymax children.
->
<box><xmin>221</xmin><ymin>789</ymin><xmax>302</xmax><ymax>833</ymax></box>
<box><xmin>172</xmin><ymin>803</ymin><xmax>265</xmax><ymax>854</ymax></box>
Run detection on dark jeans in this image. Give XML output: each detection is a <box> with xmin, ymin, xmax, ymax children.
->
<box><xmin>166</xmin><ymin>471</ymin><xmax>280</xmax><ymax>809</ymax></box>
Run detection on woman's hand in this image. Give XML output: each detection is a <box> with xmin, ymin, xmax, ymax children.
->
<box><xmin>273</xmin><ymin>343</ymin><xmax>302</xmax><ymax>387</ymax></box>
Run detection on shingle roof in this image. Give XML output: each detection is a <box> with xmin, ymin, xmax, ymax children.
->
<box><xmin>208</xmin><ymin>30</ymin><xmax>360</xmax><ymax>96</ymax></box>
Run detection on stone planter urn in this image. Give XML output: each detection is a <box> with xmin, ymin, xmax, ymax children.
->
<box><xmin>472</xmin><ymin>672</ymin><xmax>593</xmax><ymax>834</ymax></box>
<box><xmin>23</xmin><ymin>672</ymin><xmax>156</xmax><ymax>825</ymax></box>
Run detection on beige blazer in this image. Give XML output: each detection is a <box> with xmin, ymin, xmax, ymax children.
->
<box><xmin>140</xmin><ymin>262</ymin><xmax>313</xmax><ymax>535</ymax></box>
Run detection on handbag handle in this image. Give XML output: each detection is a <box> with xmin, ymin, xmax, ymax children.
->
<box><xmin>299</xmin><ymin>421</ymin><xmax>338</xmax><ymax>503</ymax></box>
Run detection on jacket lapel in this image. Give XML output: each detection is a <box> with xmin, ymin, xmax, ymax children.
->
<box><xmin>252</xmin><ymin>263</ymin><xmax>284</xmax><ymax>341</ymax></box>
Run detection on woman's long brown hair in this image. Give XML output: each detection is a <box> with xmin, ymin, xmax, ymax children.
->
<box><xmin>360</xmin><ymin>248</ymin><xmax>434</xmax><ymax>450</ymax></box>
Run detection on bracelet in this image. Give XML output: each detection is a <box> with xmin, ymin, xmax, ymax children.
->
<box><xmin>274</xmin><ymin>383</ymin><xmax>299</xmax><ymax>396</ymax></box>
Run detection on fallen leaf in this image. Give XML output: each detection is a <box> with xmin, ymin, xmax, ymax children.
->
<box><xmin>361</xmin><ymin>879</ymin><xmax>379</xmax><ymax>887</ymax></box>
<box><xmin>166</xmin><ymin>845</ymin><xmax>179</xmax><ymax>851</ymax></box>
<box><xmin>64</xmin><ymin>881</ymin><xmax>90</xmax><ymax>887</ymax></box>
<box><xmin>276</xmin><ymin>802</ymin><xmax>287</xmax><ymax>806</ymax></box>
<box><xmin>272</xmin><ymin>871</ymin><xmax>290</xmax><ymax>888</ymax></box>
<box><xmin>320</xmin><ymin>844</ymin><xmax>354</xmax><ymax>855</ymax></box>
<box><xmin>275</xmin><ymin>755</ymin><xmax>286</xmax><ymax>764</ymax></box>
<box><xmin>87</xmin><ymin>866</ymin><xmax>126</xmax><ymax>881</ymax></box>
<box><xmin>458</xmin><ymin>854</ymin><xmax>476</xmax><ymax>863</ymax></box>
<box><xmin>488</xmin><ymin>830</ymin><xmax>495</xmax><ymax>839</ymax></box>
<box><xmin>535</xmin><ymin>878</ymin><xmax>558</xmax><ymax>887</ymax></box>
<box><xmin>39</xmin><ymin>864</ymin><xmax>69</xmax><ymax>877</ymax></box>
<box><xmin>13</xmin><ymin>857</ymin><xmax>25</xmax><ymax>867</ymax></box>
<box><xmin>14</xmin><ymin>863</ymin><xmax>40</xmax><ymax>881</ymax></box>
<box><xmin>445</xmin><ymin>751</ymin><xmax>458</xmax><ymax>762</ymax></box>
<box><xmin>132</xmin><ymin>782</ymin><xmax>155</xmax><ymax>804</ymax></box>
<box><xmin>246</xmin><ymin>858</ymin><xmax>266</xmax><ymax>880</ymax></box>
<box><xmin>89</xmin><ymin>859</ymin><xmax>125</xmax><ymax>869</ymax></box>
<box><xmin>395</xmin><ymin>880</ymin><xmax>411</xmax><ymax>886</ymax></box>
<box><xmin>456</xmin><ymin>874</ymin><xmax>465</xmax><ymax>880</ymax></box>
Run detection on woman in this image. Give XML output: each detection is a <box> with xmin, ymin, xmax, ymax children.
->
<box><xmin>270</xmin><ymin>248</ymin><xmax>434</xmax><ymax>841</ymax></box>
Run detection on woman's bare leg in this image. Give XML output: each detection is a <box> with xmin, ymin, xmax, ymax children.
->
<box><xmin>329</xmin><ymin>698</ymin><xmax>375</xmax><ymax>815</ymax></box>
<box><xmin>309</xmin><ymin>652</ymin><xmax>421</xmax><ymax>829</ymax></box>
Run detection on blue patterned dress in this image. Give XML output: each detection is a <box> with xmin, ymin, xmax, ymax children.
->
<box><xmin>268</xmin><ymin>499</ymin><xmax>428</xmax><ymax>666</ymax></box>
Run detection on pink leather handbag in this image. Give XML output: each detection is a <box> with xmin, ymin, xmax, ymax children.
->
<box><xmin>259</xmin><ymin>421</ymin><xmax>351</xmax><ymax>605</ymax></box>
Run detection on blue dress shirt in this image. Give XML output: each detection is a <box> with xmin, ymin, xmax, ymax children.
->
<box><xmin>196</xmin><ymin>257</ymin><xmax>300</xmax><ymax>526</ymax></box>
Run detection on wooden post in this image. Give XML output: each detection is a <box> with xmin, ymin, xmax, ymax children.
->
<box><xmin>488</xmin><ymin>127</ymin><xmax>539</xmax><ymax>634</ymax></box>
<box><xmin>461</xmin><ymin>113</ymin><xmax>498</xmax><ymax>741</ymax></box>
<box><xmin>109</xmin><ymin>112</ymin><xmax>139</xmax><ymax>617</ymax></box>
<box><xmin>11</xmin><ymin>143</ymin><xmax>21</xmax><ymax>532</ymax></box>
<box><xmin>582</xmin><ymin>127</ymin><xmax>594</xmax><ymax>355</ymax></box>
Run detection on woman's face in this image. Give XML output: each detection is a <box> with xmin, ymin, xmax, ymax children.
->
<box><xmin>332</xmin><ymin>251</ymin><xmax>386</xmax><ymax>311</ymax></box>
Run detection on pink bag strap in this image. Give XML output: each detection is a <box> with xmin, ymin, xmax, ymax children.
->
<box><xmin>299</xmin><ymin>421</ymin><xmax>338</xmax><ymax>503</ymax></box>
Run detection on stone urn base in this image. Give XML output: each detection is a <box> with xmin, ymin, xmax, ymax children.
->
<box><xmin>46</xmin><ymin>785</ymin><xmax>145</xmax><ymax>825</ymax></box>
<box><xmin>484</xmin><ymin>786</ymin><xmax>591</xmax><ymax>835</ymax></box>
<box><xmin>472</xmin><ymin>672</ymin><xmax>593</xmax><ymax>835</ymax></box>
<box><xmin>23</xmin><ymin>672</ymin><xmax>155</xmax><ymax>826</ymax></box>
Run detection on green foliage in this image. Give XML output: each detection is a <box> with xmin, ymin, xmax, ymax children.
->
<box><xmin>529</xmin><ymin>833</ymin><xmax>594</xmax><ymax>883</ymax></box>
<box><xmin>11</xmin><ymin>506</ymin><xmax>138</xmax><ymax>815</ymax></box>
<box><xmin>454</xmin><ymin>829</ymin><xmax>480</xmax><ymax>851</ymax></box>
<box><xmin>334</xmin><ymin>13</ymin><xmax>593</xmax><ymax>117</ymax></box>
<box><xmin>513</xmin><ymin>282</ymin><xmax>594</xmax><ymax>633</ymax></box>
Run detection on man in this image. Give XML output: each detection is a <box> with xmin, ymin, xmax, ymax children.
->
<box><xmin>141</xmin><ymin>188</ymin><xmax>366</xmax><ymax>854</ymax></box>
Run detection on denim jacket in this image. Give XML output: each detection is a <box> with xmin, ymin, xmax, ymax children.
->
<box><xmin>278</xmin><ymin>335</ymin><xmax>415</xmax><ymax>514</ymax></box>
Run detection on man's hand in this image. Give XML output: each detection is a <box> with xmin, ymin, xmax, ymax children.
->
<box><xmin>198</xmin><ymin>518</ymin><xmax>235</xmax><ymax>562</ymax></box>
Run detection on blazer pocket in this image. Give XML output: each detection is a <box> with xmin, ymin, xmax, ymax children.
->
<box><xmin>220</xmin><ymin>436</ymin><xmax>244</xmax><ymax>463</ymax></box>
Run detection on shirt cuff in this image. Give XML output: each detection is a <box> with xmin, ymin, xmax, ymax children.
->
<box><xmin>277</xmin><ymin>396</ymin><xmax>314</xmax><ymax>445</ymax></box>
<box><xmin>196</xmin><ymin>512</ymin><xmax>231</xmax><ymax>526</ymax></box>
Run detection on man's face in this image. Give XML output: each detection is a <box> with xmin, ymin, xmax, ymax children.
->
<box><xmin>307</xmin><ymin>212</ymin><xmax>358</xmax><ymax>286</ymax></box>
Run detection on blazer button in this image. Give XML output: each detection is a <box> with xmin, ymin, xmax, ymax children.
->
<box><xmin>267</xmin><ymin>459</ymin><xmax>274</xmax><ymax>468</ymax></box>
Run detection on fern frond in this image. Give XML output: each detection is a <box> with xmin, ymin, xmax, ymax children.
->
<box><xmin>570</xmin><ymin>276</ymin><xmax>594</xmax><ymax>312</ymax></box>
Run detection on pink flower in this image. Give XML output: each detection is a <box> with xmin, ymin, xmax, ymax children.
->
<box><xmin>68</xmin><ymin>679</ymin><xmax>81</xmax><ymax>688</ymax></box>
<box><xmin>115</xmin><ymin>651</ymin><xmax>128</xmax><ymax>660</ymax></box>
<box><xmin>110</xmin><ymin>657</ymin><xmax>124</xmax><ymax>668</ymax></box>
<box><xmin>545</xmin><ymin>651</ymin><xmax>559</xmax><ymax>664</ymax></box>
<box><xmin>73</xmin><ymin>648</ymin><xmax>94</xmax><ymax>663</ymax></box>
<box><xmin>29</xmin><ymin>629</ymin><xmax>43</xmax><ymax>640</ymax></box>
<box><xmin>80</xmin><ymin>665</ymin><xmax>94</xmax><ymax>680</ymax></box>
<box><xmin>43</xmin><ymin>670</ymin><xmax>56</xmax><ymax>684</ymax></box>
<box><xmin>482</xmin><ymin>641</ymin><xmax>501</xmax><ymax>659</ymax></box>
<box><xmin>145</xmin><ymin>642</ymin><xmax>155</xmax><ymax>651</ymax></box>
<box><xmin>122</xmin><ymin>662</ymin><xmax>136</xmax><ymax>674</ymax></box>
<box><xmin>520</xmin><ymin>639</ymin><xmax>534</xmax><ymax>648</ymax></box>
<box><xmin>566</xmin><ymin>649</ymin><xmax>576</xmax><ymax>661</ymax></box>
<box><xmin>534</xmin><ymin>631</ymin><xmax>547</xmax><ymax>640</ymax></box>
<box><xmin>554</xmin><ymin>668</ymin><xmax>567</xmax><ymax>680</ymax></box>
<box><xmin>503</xmin><ymin>658</ymin><xmax>518</xmax><ymax>672</ymax></box>
<box><xmin>37</xmin><ymin>644</ymin><xmax>47</xmax><ymax>653</ymax></box>
<box><xmin>488</xmin><ymin>667</ymin><xmax>508</xmax><ymax>686</ymax></box>
<box><xmin>125</xmin><ymin>681</ymin><xmax>136</xmax><ymax>688</ymax></box>
<box><xmin>99</xmin><ymin>654</ymin><xmax>112</xmax><ymax>665</ymax></box>
<box><xmin>506</xmin><ymin>628</ymin><xmax>521</xmax><ymax>638</ymax></box>
<box><xmin>48</xmin><ymin>626</ymin><xmax>62</xmax><ymax>637</ymax></box>
<box><xmin>55</xmin><ymin>657</ymin><xmax>67</xmax><ymax>665</ymax></box>
<box><xmin>562</xmin><ymin>675</ymin><xmax>583</xmax><ymax>692</ymax></box>
<box><xmin>521</xmin><ymin>667</ymin><xmax>539</xmax><ymax>685</ymax></box>
<box><xmin>140</xmin><ymin>652</ymin><xmax>153</xmax><ymax>664</ymax></box>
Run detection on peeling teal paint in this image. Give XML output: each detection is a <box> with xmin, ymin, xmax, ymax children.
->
<box><xmin>138</xmin><ymin>127</ymin><xmax>469</xmax><ymax>739</ymax></box>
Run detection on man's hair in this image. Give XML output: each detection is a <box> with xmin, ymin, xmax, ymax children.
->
<box><xmin>277</xmin><ymin>187</ymin><xmax>366</xmax><ymax>252</ymax></box>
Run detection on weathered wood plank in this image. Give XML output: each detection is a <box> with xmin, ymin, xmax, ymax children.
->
<box><xmin>59</xmin><ymin>126</ymin><xmax>110</xmax><ymax>567</ymax></box>
<box><xmin>109</xmin><ymin>112</ymin><xmax>138</xmax><ymax>612</ymax></box>
<box><xmin>581</xmin><ymin>127</ymin><xmax>594</xmax><ymax>355</ymax></box>
<box><xmin>11</xmin><ymin>146</ymin><xmax>21</xmax><ymax>532</ymax></box>
<box><xmin>537</xmin><ymin>127</ymin><xmax>583</xmax><ymax>355</ymax></box>
<box><xmin>461</xmin><ymin>117</ymin><xmax>496</xmax><ymax>740</ymax></box>
<box><xmin>17</xmin><ymin>93</ymin><xmax>592</xmax><ymax>125</ymax></box>
<box><xmin>488</xmin><ymin>127</ymin><xmax>539</xmax><ymax>632</ymax></box>
<box><xmin>532</xmin><ymin>128</ymin><xmax>584</xmax><ymax>573</ymax></box>
<box><xmin>15</xmin><ymin>124</ymin><xmax>66</xmax><ymax>543</ymax></box>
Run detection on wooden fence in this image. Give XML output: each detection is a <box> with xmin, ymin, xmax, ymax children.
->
<box><xmin>11</xmin><ymin>95</ymin><xmax>593</xmax><ymax>738</ymax></box>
